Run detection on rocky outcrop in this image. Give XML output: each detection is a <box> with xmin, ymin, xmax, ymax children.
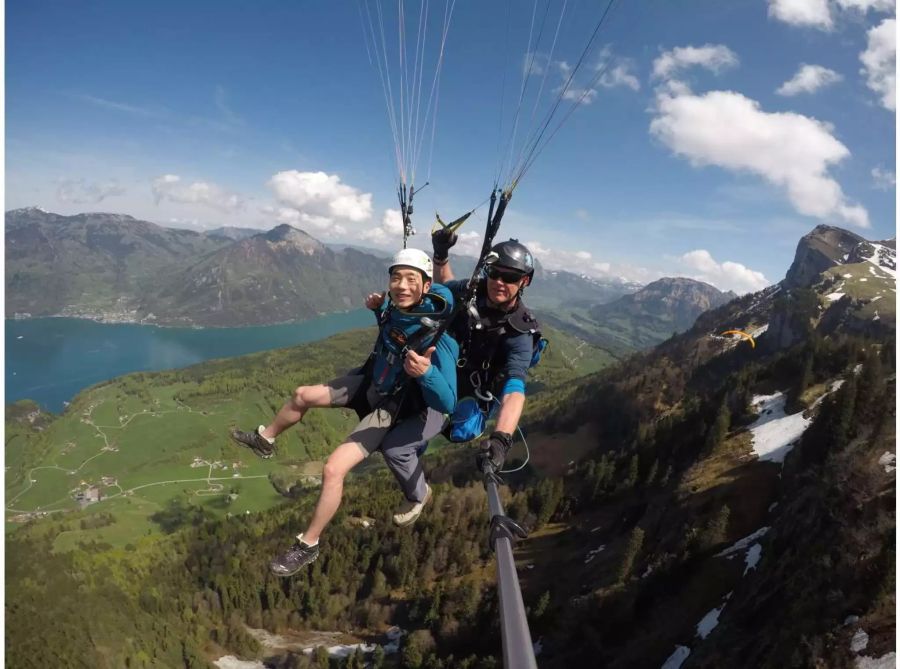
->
<box><xmin>784</xmin><ymin>225</ymin><xmax>868</xmax><ymax>289</ymax></box>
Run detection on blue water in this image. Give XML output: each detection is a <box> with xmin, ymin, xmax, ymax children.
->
<box><xmin>6</xmin><ymin>311</ymin><xmax>375</xmax><ymax>412</ymax></box>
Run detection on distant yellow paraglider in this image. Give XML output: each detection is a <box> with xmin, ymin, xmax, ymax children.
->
<box><xmin>721</xmin><ymin>330</ymin><xmax>756</xmax><ymax>348</ymax></box>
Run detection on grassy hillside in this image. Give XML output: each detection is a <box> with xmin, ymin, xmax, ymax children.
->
<box><xmin>5</xmin><ymin>324</ymin><xmax>611</xmax><ymax>553</ymax></box>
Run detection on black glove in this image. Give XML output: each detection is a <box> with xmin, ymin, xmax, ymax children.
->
<box><xmin>432</xmin><ymin>226</ymin><xmax>458</xmax><ymax>262</ymax></box>
<box><xmin>476</xmin><ymin>431</ymin><xmax>514</xmax><ymax>473</ymax></box>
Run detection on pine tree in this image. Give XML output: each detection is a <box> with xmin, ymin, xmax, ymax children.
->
<box><xmin>372</xmin><ymin>646</ymin><xmax>386</xmax><ymax>669</ymax></box>
<box><xmin>799</xmin><ymin>353</ymin><xmax>814</xmax><ymax>394</ymax></box>
<box><xmin>644</xmin><ymin>458</ymin><xmax>659</xmax><ymax>487</ymax></box>
<box><xmin>532</xmin><ymin>590</ymin><xmax>551</xmax><ymax>620</ymax></box>
<box><xmin>699</xmin><ymin>504</ymin><xmax>730</xmax><ymax>551</ymax></box>
<box><xmin>621</xmin><ymin>454</ymin><xmax>639</xmax><ymax>489</ymax></box>
<box><xmin>651</xmin><ymin>462</ymin><xmax>668</xmax><ymax>488</ymax></box>
<box><xmin>855</xmin><ymin>346</ymin><xmax>885</xmax><ymax>424</ymax></box>
<box><xmin>705</xmin><ymin>397</ymin><xmax>731</xmax><ymax>454</ymax></box>
<box><xmin>833</xmin><ymin>374</ymin><xmax>858</xmax><ymax>447</ymax></box>
<box><xmin>616</xmin><ymin>527</ymin><xmax>645</xmax><ymax>584</ymax></box>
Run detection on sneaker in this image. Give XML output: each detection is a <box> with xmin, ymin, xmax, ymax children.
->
<box><xmin>230</xmin><ymin>425</ymin><xmax>276</xmax><ymax>459</ymax></box>
<box><xmin>392</xmin><ymin>484</ymin><xmax>433</xmax><ymax>527</ymax></box>
<box><xmin>269</xmin><ymin>535</ymin><xmax>320</xmax><ymax>577</ymax></box>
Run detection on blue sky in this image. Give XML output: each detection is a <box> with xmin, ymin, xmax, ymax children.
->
<box><xmin>6</xmin><ymin>0</ymin><xmax>896</xmax><ymax>293</ymax></box>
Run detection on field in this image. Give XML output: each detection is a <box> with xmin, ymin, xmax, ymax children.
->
<box><xmin>6</xmin><ymin>324</ymin><xmax>611</xmax><ymax>551</ymax></box>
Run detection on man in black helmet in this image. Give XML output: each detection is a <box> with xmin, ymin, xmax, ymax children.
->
<box><xmin>431</xmin><ymin>229</ymin><xmax>542</xmax><ymax>474</ymax></box>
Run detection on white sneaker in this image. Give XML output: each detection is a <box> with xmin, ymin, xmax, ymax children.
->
<box><xmin>392</xmin><ymin>484</ymin><xmax>433</xmax><ymax>527</ymax></box>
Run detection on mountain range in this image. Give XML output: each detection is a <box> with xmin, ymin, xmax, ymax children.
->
<box><xmin>5</xmin><ymin>209</ymin><xmax>738</xmax><ymax>353</ymax></box>
<box><xmin>5</xmin><ymin>217</ymin><xmax>896</xmax><ymax>668</ymax></box>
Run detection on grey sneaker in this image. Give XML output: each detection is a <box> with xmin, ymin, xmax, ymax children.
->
<box><xmin>230</xmin><ymin>425</ymin><xmax>276</xmax><ymax>459</ymax></box>
<box><xmin>392</xmin><ymin>484</ymin><xmax>433</xmax><ymax>527</ymax></box>
<box><xmin>270</xmin><ymin>535</ymin><xmax>320</xmax><ymax>577</ymax></box>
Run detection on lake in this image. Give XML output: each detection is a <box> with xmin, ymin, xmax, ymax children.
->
<box><xmin>6</xmin><ymin>311</ymin><xmax>375</xmax><ymax>412</ymax></box>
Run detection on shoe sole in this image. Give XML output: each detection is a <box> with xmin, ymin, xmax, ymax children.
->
<box><xmin>270</xmin><ymin>553</ymin><xmax>318</xmax><ymax>577</ymax></box>
<box><xmin>229</xmin><ymin>432</ymin><xmax>274</xmax><ymax>459</ymax></box>
<box><xmin>393</xmin><ymin>487</ymin><xmax>433</xmax><ymax>528</ymax></box>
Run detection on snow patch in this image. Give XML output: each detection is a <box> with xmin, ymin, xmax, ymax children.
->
<box><xmin>743</xmin><ymin>543</ymin><xmax>763</xmax><ymax>574</ymax></box>
<box><xmin>585</xmin><ymin>545</ymin><xmax>606</xmax><ymax>564</ymax></box>
<box><xmin>214</xmin><ymin>658</ymin><xmax>266</xmax><ymax>669</ymax></box>
<box><xmin>860</xmin><ymin>278</ymin><xmax>868</xmax><ymax>282</ymax></box>
<box><xmin>871</xmin><ymin>295</ymin><xmax>883</xmax><ymax>302</ymax></box>
<box><xmin>872</xmin><ymin>311</ymin><xmax>880</xmax><ymax>321</ymax></box>
<box><xmin>749</xmin><ymin>393</ymin><xmax>811</xmax><ymax>463</ymax></box>
<box><xmin>321</xmin><ymin>644</ymin><xmax>377</xmax><ymax>659</ymax></box>
<box><xmin>850</xmin><ymin>629</ymin><xmax>870</xmax><ymax>653</ymax></box>
<box><xmin>661</xmin><ymin>645</ymin><xmax>691</xmax><ymax>669</ymax></box>
<box><xmin>877</xmin><ymin>451</ymin><xmax>895</xmax><ymax>473</ymax></box>
<box><xmin>768</xmin><ymin>502</ymin><xmax>779</xmax><ymax>512</ymax></box>
<box><xmin>864</xmin><ymin>243</ymin><xmax>897</xmax><ymax>279</ymax></box>
<box><xmin>844</xmin><ymin>615</ymin><xmax>860</xmax><ymax>626</ymax></box>
<box><xmin>855</xmin><ymin>652</ymin><xmax>897</xmax><ymax>669</ymax></box>
<box><xmin>716</xmin><ymin>527</ymin><xmax>770</xmax><ymax>557</ymax></box>
<box><xmin>843</xmin><ymin>273</ymin><xmax>853</xmax><ymax>278</ymax></box>
<box><xmin>826</xmin><ymin>292</ymin><xmax>845</xmax><ymax>301</ymax></box>
<box><xmin>696</xmin><ymin>593</ymin><xmax>732</xmax><ymax>640</ymax></box>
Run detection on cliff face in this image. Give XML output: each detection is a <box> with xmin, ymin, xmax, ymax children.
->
<box><xmin>783</xmin><ymin>225</ymin><xmax>868</xmax><ymax>289</ymax></box>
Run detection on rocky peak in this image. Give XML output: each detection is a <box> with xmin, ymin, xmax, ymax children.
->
<box><xmin>784</xmin><ymin>225</ymin><xmax>868</xmax><ymax>288</ymax></box>
<box><xmin>258</xmin><ymin>224</ymin><xmax>325</xmax><ymax>255</ymax></box>
<box><xmin>634</xmin><ymin>277</ymin><xmax>737</xmax><ymax>306</ymax></box>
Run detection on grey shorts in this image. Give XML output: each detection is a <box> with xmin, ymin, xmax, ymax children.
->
<box><xmin>326</xmin><ymin>374</ymin><xmax>400</xmax><ymax>456</ymax></box>
<box><xmin>326</xmin><ymin>373</ymin><xmax>445</xmax><ymax>502</ymax></box>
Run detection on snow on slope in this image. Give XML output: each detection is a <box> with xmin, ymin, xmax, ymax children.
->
<box><xmin>748</xmin><ymin>393</ymin><xmax>811</xmax><ymax>464</ymax></box>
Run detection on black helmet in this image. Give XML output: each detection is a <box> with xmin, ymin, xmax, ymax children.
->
<box><xmin>488</xmin><ymin>239</ymin><xmax>535</xmax><ymax>279</ymax></box>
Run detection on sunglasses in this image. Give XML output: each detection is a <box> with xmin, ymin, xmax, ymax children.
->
<box><xmin>486</xmin><ymin>266</ymin><xmax>525</xmax><ymax>284</ymax></box>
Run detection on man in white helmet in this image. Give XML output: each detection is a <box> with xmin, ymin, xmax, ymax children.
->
<box><xmin>230</xmin><ymin>248</ymin><xmax>458</xmax><ymax>576</ymax></box>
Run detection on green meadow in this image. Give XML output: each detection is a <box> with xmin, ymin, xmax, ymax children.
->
<box><xmin>6</xmin><ymin>325</ymin><xmax>611</xmax><ymax>552</ymax></box>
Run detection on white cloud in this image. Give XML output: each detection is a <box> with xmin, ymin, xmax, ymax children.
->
<box><xmin>871</xmin><ymin>166</ymin><xmax>896</xmax><ymax>190</ymax></box>
<box><xmin>650</xmin><ymin>74</ymin><xmax>870</xmax><ymax>228</ymax></box>
<box><xmin>679</xmin><ymin>249</ymin><xmax>770</xmax><ymax>294</ymax></box>
<box><xmin>259</xmin><ymin>205</ymin><xmax>335</xmax><ymax>231</ymax></box>
<box><xmin>152</xmin><ymin>174</ymin><xmax>243</xmax><ymax>212</ymax></box>
<box><xmin>598</xmin><ymin>63</ymin><xmax>641</xmax><ymax>91</ymax></box>
<box><xmin>382</xmin><ymin>208</ymin><xmax>404</xmax><ymax>235</ymax></box>
<box><xmin>652</xmin><ymin>45</ymin><xmax>738</xmax><ymax>80</ymax></box>
<box><xmin>75</xmin><ymin>93</ymin><xmax>164</xmax><ymax>118</ymax></box>
<box><xmin>777</xmin><ymin>64</ymin><xmax>843</xmax><ymax>95</ymax></box>
<box><xmin>767</xmin><ymin>0</ymin><xmax>833</xmax><ymax>29</ymax></box>
<box><xmin>453</xmin><ymin>230</ymin><xmax>483</xmax><ymax>257</ymax></box>
<box><xmin>860</xmin><ymin>18</ymin><xmax>896</xmax><ymax>111</ymax></box>
<box><xmin>537</xmin><ymin>50</ymin><xmax>639</xmax><ymax>106</ymax></box>
<box><xmin>268</xmin><ymin>171</ymin><xmax>372</xmax><ymax>226</ymax></box>
<box><xmin>768</xmin><ymin>0</ymin><xmax>893</xmax><ymax>30</ymax></box>
<box><xmin>574</xmin><ymin>208</ymin><xmax>590</xmax><ymax>221</ymax></box>
<box><xmin>834</xmin><ymin>0</ymin><xmax>895</xmax><ymax>13</ymax></box>
<box><xmin>525</xmin><ymin>241</ymin><xmax>645</xmax><ymax>282</ymax></box>
<box><xmin>56</xmin><ymin>178</ymin><xmax>125</xmax><ymax>204</ymax></box>
<box><xmin>359</xmin><ymin>208</ymin><xmax>406</xmax><ymax>245</ymax></box>
<box><xmin>523</xmin><ymin>51</ymin><xmax>551</xmax><ymax>77</ymax></box>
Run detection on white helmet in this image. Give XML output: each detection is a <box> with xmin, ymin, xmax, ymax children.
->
<box><xmin>389</xmin><ymin>248</ymin><xmax>433</xmax><ymax>281</ymax></box>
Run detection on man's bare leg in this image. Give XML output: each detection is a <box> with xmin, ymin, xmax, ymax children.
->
<box><xmin>301</xmin><ymin>441</ymin><xmax>367</xmax><ymax>544</ymax></box>
<box><xmin>261</xmin><ymin>384</ymin><xmax>334</xmax><ymax>440</ymax></box>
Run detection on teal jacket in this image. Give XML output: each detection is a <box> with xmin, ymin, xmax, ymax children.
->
<box><xmin>371</xmin><ymin>283</ymin><xmax>459</xmax><ymax>414</ymax></box>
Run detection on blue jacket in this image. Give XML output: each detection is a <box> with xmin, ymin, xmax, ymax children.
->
<box><xmin>371</xmin><ymin>283</ymin><xmax>459</xmax><ymax>414</ymax></box>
